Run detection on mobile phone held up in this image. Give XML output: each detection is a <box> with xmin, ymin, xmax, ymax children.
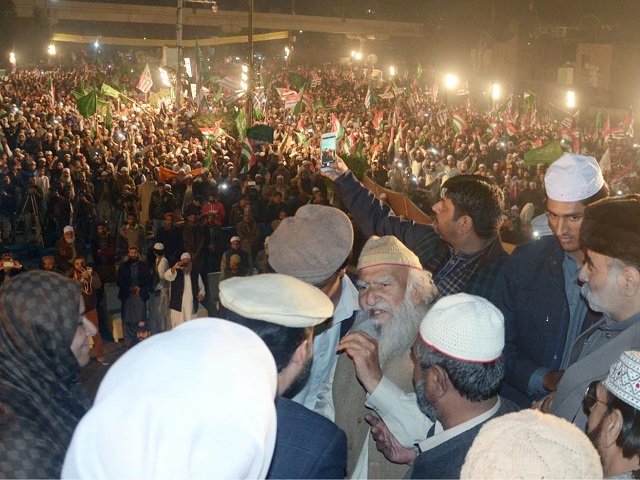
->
<box><xmin>321</xmin><ymin>132</ymin><xmax>337</xmax><ymax>171</ymax></box>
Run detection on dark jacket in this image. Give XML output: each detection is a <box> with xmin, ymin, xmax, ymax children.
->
<box><xmin>168</xmin><ymin>270</ymin><xmax>201</xmax><ymax>314</ymax></box>
<box><xmin>494</xmin><ymin>235</ymin><xmax>601</xmax><ymax>406</ymax></box>
<box><xmin>267</xmin><ymin>397</ymin><xmax>347</xmax><ymax>480</ymax></box>
<box><xmin>334</xmin><ymin>172</ymin><xmax>508</xmax><ymax>300</ymax></box>
<box><xmin>410</xmin><ymin>398</ymin><xmax>518</xmax><ymax>479</ymax></box>
<box><xmin>116</xmin><ymin>260</ymin><xmax>152</xmax><ymax>303</ymax></box>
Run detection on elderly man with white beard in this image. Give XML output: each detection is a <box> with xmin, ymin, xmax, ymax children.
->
<box><xmin>332</xmin><ymin>235</ymin><xmax>438</xmax><ymax>479</ymax></box>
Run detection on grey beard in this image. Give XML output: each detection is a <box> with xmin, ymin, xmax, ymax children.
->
<box><xmin>415</xmin><ymin>378</ymin><xmax>438</xmax><ymax>423</ymax></box>
<box><xmin>581</xmin><ymin>283</ymin><xmax>605</xmax><ymax>314</ymax></box>
<box><xmin>353</xmin><ymin>299</ymin><xmax>428</xmax><ymax>366</ymax></box>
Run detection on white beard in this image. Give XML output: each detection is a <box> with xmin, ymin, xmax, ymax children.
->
<box><xmin>352</xmin><ymin>297</ymin><xmax>428</xmax><ymax>366</ymax></box>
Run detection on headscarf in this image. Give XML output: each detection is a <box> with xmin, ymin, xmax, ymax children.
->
<box><xmin>0</xmin><ymin>271</ymin><xmax>89</xmax><ymax>478</ymax></box>
<box><xmin>63</xmin><ymin>318</ymin><xmax>278</xmax><ymax>479</ymax></box>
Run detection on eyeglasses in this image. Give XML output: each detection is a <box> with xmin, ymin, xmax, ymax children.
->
<box><xmin>583</xmin><ymin>380</ymin><xmax>610</xmax><ymax>415</ymax></box>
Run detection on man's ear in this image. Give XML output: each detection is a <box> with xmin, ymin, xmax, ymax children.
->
<box><xmin>290</xmin><ymin>338</ymin><xmax>309</xmax><ymax>368</ymax></box>
<box><xmin>429</xmin><ymin>364</ymin><xmax>450</xmax><ymax>400</ymax></box>
<box><xmin>603</xmin><ymin>409</ymin><xmax>623</xmax><ymax>449</ymax></box>
<box><xmin>621</xmin><ymin>266</ymin><xmax>640</xmax><ymax>297</ymax></box>
<box><xmin>456</xmin><ymin>214</ymin><xmax>473</xmax><ymax>236</ymax></box>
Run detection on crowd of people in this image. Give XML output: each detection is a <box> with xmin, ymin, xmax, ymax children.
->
<box><xmin>1</xmin><ymin>54</ymin><xmax>640</xmax><ymax>479</ymax></box>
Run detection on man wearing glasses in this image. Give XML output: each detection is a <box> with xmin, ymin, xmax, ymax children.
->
<box><xmin>536</xmin><ymin>196</ymin><xmax>640</xmax><ymax>430</ymax></box>
<box><xmin>584</xmin><ymin>351</ymin><xmax>640</xmax><ymax>478</ymax></box>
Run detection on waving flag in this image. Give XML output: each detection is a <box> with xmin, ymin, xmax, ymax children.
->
<box><xmin>136</xmin><ymin>63</ymin><xmax>153</xmax><ymax>94</ymax></box>
<box><xmin>373</xmin><ymin>110</ymin><xmax>384</xmax><ymax>131</ymax></box>
<box><xmin>331</xmin><ymin>113</ymin><xmax>344</xmax><ymax>140</ymax></box>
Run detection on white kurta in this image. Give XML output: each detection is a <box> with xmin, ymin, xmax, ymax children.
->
<box><xmin>164</xmin><ymin>268</ymin><xmax>205</xmax><ymax>329</ymax></box>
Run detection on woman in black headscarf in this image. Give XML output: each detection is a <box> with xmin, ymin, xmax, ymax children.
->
<box><xmin>0</xmin><ymin>270</ymin><xmax>96</xmax><ymax>478</ymax></box>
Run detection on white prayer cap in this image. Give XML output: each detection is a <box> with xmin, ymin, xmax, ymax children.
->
<box><xmin>603</xmin><ymin>351</ymin><xmax>640</xmax><ymax>411</ymax></box>
<box><xmin>461</xmin><ymin>410</ymin><xmax>602</xmax><ymax>479</ymax></box>
<box><xmin>62</xmin><ymin>318</ymin><xmax>277</xmax><ymax>479</ymax></box>
<box><xmin>358</xmin><ymin>235</ymin><xmax>421</xmax><ymax>272</ymax></box>
<box><xmin>219</xmin><ymin>273</ymin><xmax>333</xmax><ymax>328</ymax></box>
<box><xmin>153</xmin><ymin>243</ymin><xmax>164</xmax><ymax>251</ymax></box>
<box><xmin>180</xmin><ymin>252</ymin><xmax>191</xmax><ymax>260</ymax></box>
<box><xmin>544</xmin><ymin>152</ymin><xmax>605</xmax><ymax>202</ymax></box>
<box><xmin>63</xmin><ymin>225</ymin><xmax>74</xmax><ymax>233</ymax></box>
<box><xmin>230</xmin><ymin>236</ymin><xmax>240</xmax><ymax>243</ymax></box>
<box><xmin>419</xmin><ymin>293</ymin><xmax>504</xmax><ymax>363</ymax></box>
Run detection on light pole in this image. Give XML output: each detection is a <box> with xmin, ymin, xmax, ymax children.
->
<box><xmin>176</xmin><ymin>0</ymin><xmax>183</xmax><ymax>108</ymax></box>
<box><xmin>247</xmin><ymin>0</ymin><xmax>254</xmax><ymax>127</ymax></box>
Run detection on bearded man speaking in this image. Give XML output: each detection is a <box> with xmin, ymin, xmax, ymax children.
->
<box><xmin>332</xmin><ymin>235</ymin><xmax>438</xmax><ymax>479</ymax></box>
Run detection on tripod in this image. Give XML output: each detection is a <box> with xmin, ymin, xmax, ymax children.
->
<box><xmin>17</xmin><ymin>193</ymin><xmax>44</xmax><ymax>250</ymax></box>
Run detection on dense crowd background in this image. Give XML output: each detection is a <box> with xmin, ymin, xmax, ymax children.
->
<box><xmin>0</xmin><ymin>55</ymin><xmax>637</xmax><ymax>280</ymax></box>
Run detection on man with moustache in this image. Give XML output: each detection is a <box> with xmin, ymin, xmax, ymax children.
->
<box><xmin>164</xmin><ymin>252</ymin><xmax>205</xmax><ymax>329</ymax></box>
<box><xmin>533</xmin><ymin>196</ymin><xmax>640</xmax><ymax>430</ymax></box>
<box><xmin>585</xmin><ymin>351</ymin><xmax>640</xmax><ymax>478</ymax></box>
<box><xmin>365</xmin><ymin>293</ymin><xmax>517</xmax><ymax>479</ymax></box>
<box><xmin>116</xmin><ymin>245</ymin><xmax>152</xmax><ymax>347</ymax></box>
<box><xmin>333</xmin><ymin>235</ymin><xmax>438</xmax><ymax>478</ymax></box>
<box><xmin>321</xmin><ymin>156</ymin><xmax>507</xmax><ymax>301</ymax></box>
<box><xmin>496</xmin><ymin>153</ymin><xmax>607</xmax><ymax>406</ymax></box>
<box><xmin>220</xmin><ymin>274</ymin><xmax>347</xmax><ymax>479</ymax></box>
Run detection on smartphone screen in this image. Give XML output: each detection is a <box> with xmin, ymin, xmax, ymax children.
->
<box><xmin>321</xmin><ymin>132</ymin><xmax>337</xmax><ymax>169</ymax></box>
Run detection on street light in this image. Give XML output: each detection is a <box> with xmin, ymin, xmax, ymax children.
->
<box><xmin>94</xmin><ymin>39</ymin><xmax>99</xmax><ymax>49</ymax></box>
<box><xmin>444</xmin><ymin>73</ymin><xmax>459</xmax><ymax>90</ymax></box>
<box><xmin>9</xmin><ymin>52</ymin><xmax>16</xmax><ymax>66</ymax></box>
<box><xmin>354</xmin><ymin>51</ymin><xmax>363</xmax><ymax>61</ymax></box>
<box><xmin>389</xmin><ymin>66</ymin><xmax>396</xmax><ymax>77</ymax></box>
<box><xmin>566</xmin><ymin>90</ymin><xmax>576</xmax><ymax>109</ymax></box>
<box><xmin>491</xmin><ymin>83</ymin><xmax>501</xmax><ymax>101</ymax></box>
<box><xmin>284</xmin><ymin>46</ymin><xmax>290</xmax><ymax>60</ymax></box>
<box><xmin>47</xmin><ymin>44</ymin><xmax>56</xmax><ymax>56</ymax></box>
<box><xmin>159</xmin><ymin>67</ymin><xmax>171</xmax><ymax>87</ymax></box>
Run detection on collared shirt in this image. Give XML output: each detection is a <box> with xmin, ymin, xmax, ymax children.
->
<box><xmin>560</xmin><ymin>253</ymin><xmax>588</xmax><ymax>369</ymax></box>
<box><xmin>417</xmin><ymin>398</ymin><xmax>502</xmax><ymax>453</ymax></box>
<box><xmin>292</xmin><ymin>275</ymin><xmax>359</xmax><ymax>418</ymax></box>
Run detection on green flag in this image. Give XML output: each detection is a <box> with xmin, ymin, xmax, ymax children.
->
<box><xmin>294</xmin><ymin>130</ymin><xmax>307</xmax><ymax>146</ymax></box>
<box><xmin>288</xmin><ymin>72</ymin><xmax>308</xmax><ymax>90</ymax></box>
<box><xmin>416</xmin><ymin>62</ymin><xmax>423</xmax><ymax>80</ymax></box>
<box><xmin>203</xmin><ymin>142</ymin><xmax>212</xmax><ymax>168</ymax></box>
<box><xmin>247</xmin><ymin>125</ymin><xmax>274</xmax><ymax>143</ymax></box>
<box><xmin>76</xmin><ymin>90</ymin><xmax>98</xmax><ymax>119</ymax></box>
<box><xmin>293</xmin><ymin>86</ymin><xmax>305</xmax><ymax>116</ymax></box>
<box><xmin>100</xmin><ymin>83</ymin><xmax>121</xmax><ymax>99</ymax></box>
<box><xmin>524</xmin><ymin>139</ymin><xmax>564</xmax><ymax>166</ymax></box>
<box><xmin>105</xmin><ymin>102</ymin><xmax>112</xmax><ymax>129</ymax></box>
<box><xmin>235</xmin><ymin>110</ymin><xmax>247</xmax><ymax>141</ymax></box>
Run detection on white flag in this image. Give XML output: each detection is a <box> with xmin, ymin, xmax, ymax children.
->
<box><xmin>136</xmin><ymin>63</ymin><xmax>153</xmax><ymax>94</ymax></box>
<box><xmin>599</xmin><ymin>147</ymin><xmax>611</xmax><ymax>173</ymax></box>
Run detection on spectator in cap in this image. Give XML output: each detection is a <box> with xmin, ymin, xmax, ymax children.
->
<box><xmin>268</xmin><ymin>204</ymin><xmax>357</xmax><ymax>417</ymax></box>
<box><xmin>220</xmin><ymin>235</ymin><xmax>251</xmax><ymax>281</ymax></box>
<box><xmin>148</xmin><ymin>242</ymin><xmax>170</xmax><ymax>333</ymax></box>
<box><xmin>460</xmin><ymin>410</ymin><xmax>602</xmax><ymax>479</ymax></box>
<box><xmin>368</xmin><ymin>293</ymin><xmax>518</xmax><ymax>478</ymax></box>
<box><xmin>333</xmin><ymin>235</ymin><xmax>438</xmax><ymax>478</ymax></box>
<box><xmin>496</xmin><ymin>152</ymin><xmax>608</xmax><ymax>407</ymax></box>
<box><xmin>535</xmin><ymin>195</ymin><xmax>640</xmax><ymax>430</ymax></box>
<box><xmin>164</xmin><ymin>252</ymin><xmax>205</xmax><ymax>329</ymax></box>
<box><xmin>586</xmin><ymin>351</ymin><xmax>640</xmax><ymax>477</ymax></box>
<box><xmin>220</xmin><ymin>273</ymin><xmax>346</xmax><ymax>479</ymax></box>
<box><xmin>116</xmin><ymin>245</ymin><xmax>152</xmax><ymax>348</ymax></box>
<box><xmin>55</xmin><ymin>225</ymin><xmax>85</xmax><ymax>273</ymax></box>
<box><xmin>321</xmin><ymin>155</ymin><xmax>508</xmax><ymax>301</ymax></box>
<box><xmin>62</xmin><ymin>318</ymin><xmax>278</xmax><ymax>479</ymax></box>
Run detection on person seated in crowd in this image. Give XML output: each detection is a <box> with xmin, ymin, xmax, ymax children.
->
<box><xmin>496</xmin><ymin>153</ymin><xmax>607</xmax><ymax>406</ymax></box>
<box><xmin>322</xmin><ymin>155</ymin><xmax>508</xmax><ymax>300</ymax></box>
<box><xmin>220</xmin><ymin>235</ymin><xmax>251</xmax><ymax>279</ymax></box>
<box><xmin>220</xmin><ymin>273</ymin><xmax>347</xmax><ymax>479</ymax></box>
<box><xmin>586</xmin><ymin>351</ymin><xmax>640</xmax><ymax>478</ymax></box>
<box><xmin>55</xmin><ymin>225</ymin><xmax>85</xmax><ymax>273</ymax></box>
<box><xmin>366</xmin><ymin>293</ymin><xmax>518</xmax><ymax>478</ymax></box>
<box><xmin>62</xmin><ymin>318</ymin><xmax>278</xmax><ymax>479</ymax></box>
<box><xmin>333</xmin><ymin>235</ymin><xmax>438</xmax><ymax>478</ymax></box>
<box><xmin>460</xmin><ymin>410</ymin><xmax>602</xmax><ymax>479</ymax></box>
<box><xmin>534</xmin><ymin>196</ymin><xmax>640</xmax><ymax>430</ymax></box>
<box><xmin>0</xmin><ymin>271</ymin><xmax>95</xmax><ymax>478</ymax></box>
